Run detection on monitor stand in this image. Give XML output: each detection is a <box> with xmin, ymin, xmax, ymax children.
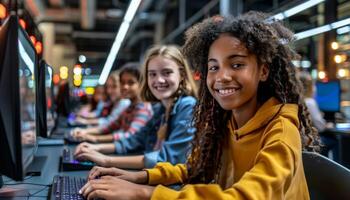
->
<box><xmin>26</xmin><ymin>156</ymin><xmax>47</xmax><ymax>176</ymax></box>
<box><xmin>0</xmin><ymin>174</ymin><xmax>30</xmax><ymax>198</ymax></box>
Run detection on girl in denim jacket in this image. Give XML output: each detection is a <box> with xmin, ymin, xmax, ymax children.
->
<box><xmin>74</xmin><ymin>45</ymin><xmax>198</xmax><ymax>170</ymax></box>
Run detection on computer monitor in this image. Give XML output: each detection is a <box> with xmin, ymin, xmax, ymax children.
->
<box><xmin>315</xmin><ymin>80</ymin><xmax>341</xmax><ymax>121</ymax></box>
<box><xmin>0</xmin><ymin>15</ymin><xmax>38</xmax><ymax>183</ymax></box>
<box><xmin>37</xmin><ymin>60</ymin><xmax>55</xmax><ymax>138</ymax></box>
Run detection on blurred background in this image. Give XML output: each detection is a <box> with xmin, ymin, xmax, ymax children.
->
<box><xmin>1</xmin><ymin>0</ymin><xmax>350</xmax><ymax>117</ymax></box>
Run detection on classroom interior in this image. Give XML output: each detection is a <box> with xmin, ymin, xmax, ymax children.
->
<box><xmin>0</xmin><ymin>0</ymin><xmax>350</xmax><ymax>199</ymax></box>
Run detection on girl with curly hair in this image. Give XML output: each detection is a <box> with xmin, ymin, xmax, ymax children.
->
<box><xmin>79</xmin><ymin>11</ymin><xmax>319</xmax><ymax>200</ymax></box>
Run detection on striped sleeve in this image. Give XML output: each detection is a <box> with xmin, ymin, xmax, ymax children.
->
<box><xmin>113</xmin><ymin>103</ymin><xmax>153</xmax><ymax>141</ymax></box>
<box><xmin>101</xmin><ymin>115</ymin><xmax>123</xmax><ymax>134</ymax></box>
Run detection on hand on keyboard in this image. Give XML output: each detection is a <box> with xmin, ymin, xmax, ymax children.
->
<box><xmin>75</xmin><ymin>146</ymin><xmax>110</xmax><ymax>167</ymax></box>
<box><xmin>79</xmin><ymin>176</ymin><xmax>154</xmax><ymax>200</ymax></box>
<box><xmin>88</xmin><ymin>166</ymin><xmax>148</xmax><ymax>184</ymax></box>
<box><xmin>71</xmin><ymin>129</ymin><xmax>97</xmax><ymax>143</ymax></box>
<box><xmin>74</xmin><ymin>142</ymin><xmax>101</xmax><ymax>156</ymax></box>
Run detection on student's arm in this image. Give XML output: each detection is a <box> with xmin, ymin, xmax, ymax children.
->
<box><xmin>146</xmin><ymin>162</ymin><xmax>188</xmax><ymax>185</ymax></box>
<box><xmin>147</xmin><ymin>125</ymin><xmax>302</xmax><ymax>199</ymax></box>
<box><xmin>83</xmin><ymin>126</ymin><xmax>102</xmax><ymax>135</ymax></box>
<box><xmin>107</xmin><ymin>155</ymin><xmax>145</xmax><ymax>169</ymax></box>
<box><xmin>76</xmin><ymin>117</ymin><xmax>99</xmax><ymax>125</ymax></box>
<box><xmin>97</xmin><ymin>99</ymin><xmax>130</xmax><ymax>126</ymax></box>
<box><xmin>112</xmin><ymin>104</ymin><xmax>153</xmax><ymax>141</ymax></box>
<box><xmin>74</xmin><ymin>142</ymin><xmax>116</xmax><ymax>155</ymax></box>
<box><xmin>144</xmin><ymin>97</ymin><xmax>196</xmax><ymax>168</ymax></box>
<box><xmin>75</xmin><ymin>148</ymin><xmax>144</xmax><ymax>169</ymax></box>
<box><xmin>91</xmin><ymin>134</ymin><xmax>114</xmax><ymax>143</ymax></box>
<box><xmin>114</xmin><ymin>120</ymin><xmax>151</xmax><ymax>154</ymax></box>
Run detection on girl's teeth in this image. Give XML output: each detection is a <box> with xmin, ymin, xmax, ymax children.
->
<box><xmin>218</xmin><ymin>89</ymin><xmax>235</xmax><ymax>94</ymax></box>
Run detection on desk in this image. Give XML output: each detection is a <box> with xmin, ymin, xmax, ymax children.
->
<box><xmin>322</xmin><ymin>127</ymin><xmax>350</xmax><ymax>169</ymax></box>
<box><xmin>1</xmin><ymin>144</ymin><xmax>88</xmax><ymax>199</ymax></box>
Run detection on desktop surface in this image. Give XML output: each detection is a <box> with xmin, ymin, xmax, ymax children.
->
<box><xmin>1</xmin><ymin>145</ymin><xmax>89</xmax><ymax>199</ymax></box>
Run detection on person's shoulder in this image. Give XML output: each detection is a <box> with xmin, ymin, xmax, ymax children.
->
<box><xmin>177</xmin><ymin>95</ymin><xmax>197</xmax><ymax>105</ymax></box>
<box><xmin>172</xmin><ymin>95</ymin><xmax>197</xmax><ymax>115</ymax></box>
<box><xmin>264</xmin><ymin>115</ymin><xmax>301</xmax><ymax>151</ymax></box>
<box><xmin>119</xmin><ymin>98</ymin><xmax>131</xmax><ymax>105</ymax></box>
<box><xmin>304</xmin><ymin>97</ymin><xmax>317</xmax><ymax>106</ymax></box>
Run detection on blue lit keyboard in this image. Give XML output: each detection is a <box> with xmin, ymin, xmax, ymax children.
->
<box><xmin>50</xmin><ymin>175</ymin><xmax>86</xmax><ymax>200</ymax></box>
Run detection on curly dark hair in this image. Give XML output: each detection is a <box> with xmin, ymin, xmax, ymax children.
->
<box><xmin>182</xmin><ymin>11</ymin><xmax>320</xmax><ymax>184</ymax></box>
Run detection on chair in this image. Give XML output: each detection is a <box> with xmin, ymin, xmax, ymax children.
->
<box><xmin>302</xmin><ymin>151</ymin><xmax>350</xmax><ymax>200</ymax></box>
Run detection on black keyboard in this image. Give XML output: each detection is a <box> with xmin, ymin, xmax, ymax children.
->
<box><xmin>64</xmin><ymin>132</ymin><xmax>81</xmax><ymax>144</ymax></box>
<box><xmin>50</xmin><ymin>175</ymin><xmax>86</xmax><ymax>200</ymax></box>
<box><xmin>61</xmin><ymin>147</ymin><xmax>95</xmax><ymax>171</ymax></box>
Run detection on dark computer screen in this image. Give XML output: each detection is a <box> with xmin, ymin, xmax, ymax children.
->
<box><xmin>37</xmin><ymin>60</ymin><xmax>55</xmax><ymax>137</ymax></box>
<box><xmin>46</xmin><ymin>64</ymin><xmax>55</xmax><ymax>131</ymax></box>
<box><xmin>0</xmin><ymin>15</ymin><xmax>37</xmax><ymax>181</ymax></box>
<box><xmin>315</xmin><ymin>81</ymin><xmax>341</xmax><ymax>112</ymax></box>
<box><xmin>19</xmin><ymin>22</ymin><xmax>37</xmax><ymax>171</ymax></box>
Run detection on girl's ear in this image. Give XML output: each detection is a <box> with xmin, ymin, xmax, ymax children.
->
<box><xmin>260</xmin><ymin>64</ymin><xmax>269</xmax><ymax>82</ymax></box>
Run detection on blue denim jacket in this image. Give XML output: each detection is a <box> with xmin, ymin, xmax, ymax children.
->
<box><xmin>114</xmin><ymin>95</ymin><xmax>196</xmax><ymax>168</ymax></box>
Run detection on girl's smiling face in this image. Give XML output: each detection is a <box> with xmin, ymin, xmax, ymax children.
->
<box><xmin>147</xmin><ymin>55</ymin><xmax>181</xmax><ymax>105</ymax></box>
<box><xmin>206</xmin><ymin>34</ymin><xmax>269</xmax><ymax>113</ymax></box>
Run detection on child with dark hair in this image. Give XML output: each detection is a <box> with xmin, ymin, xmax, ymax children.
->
<box><xmin>79</xmin><ymin>11</ymin><xmax>319</xmax><ymax>200</ymax></box>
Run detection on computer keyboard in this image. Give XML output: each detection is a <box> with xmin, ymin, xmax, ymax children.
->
<box><xmin>64</xmin><ymin>132</ymin><xmax>81</xmax><ymax>144</ymax></box>
<box><xmin>61</xmin><ymin>147</ymin><xmax>95</xmax><ymax>171</ymax></box>
<box><xmin>50</xmin><ymin>175</ymin><xmax>86</xmax><ymax>200</ymax></box>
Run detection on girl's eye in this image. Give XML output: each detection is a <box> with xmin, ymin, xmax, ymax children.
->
<box><xmin>208</xmin><ymin>66</ymin><xmax>218</xmax><ymax>72</ymax></box>
<box><xmin>231</xmin><ymin>64</ymin><xmax>243</xmax><ymax>69</ymax></box>
<box><xmin>163</xmin><ymin>71</ymin><xmax>172</xmax><ymax>76</ymax></box>
<box><xmin>148</xmin><ymin>72</ymin><xmax>156</xmax><ymax>77</ymax></box>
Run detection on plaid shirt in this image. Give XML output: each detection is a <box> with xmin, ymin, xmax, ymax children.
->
<box><xmin>102</xmin><ymin>102</ymin><xmax>153</xmax><ymax>141</ymax></box>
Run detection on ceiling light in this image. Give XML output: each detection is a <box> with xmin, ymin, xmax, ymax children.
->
<box><xmin>295</xmin><ymin>25</ymin><xmax>331</xmax><ymax>40</ymax></box>
<box><xmin>331</xmin><ymin>42</ymin><xmax>339</xmax><ymax>50</ymax></box>
<box><xmin>337</xmin><ymin>26</ymin><xmax>350</xmax><ymax>35</ymax></box>
<box><xmin>269</xmin><ymin>0</ymin><xmax>324</xmax><ymax>21</ymax></box>
<box><xmin>79</xmin><ymin>55</ymin><xmax>86</xmax><ymax>63</ymax></box>
<box><xmin>295</xmin><ymin>17</ymin><xmax>350</xmax><ymax>40</ymax></box>
<box><xmin>98</xmin><ymin>0</ymin><xmax>142</xmax><ymax>85</ymax></box>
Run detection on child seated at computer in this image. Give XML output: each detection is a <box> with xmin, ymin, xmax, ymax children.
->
<box><xmin>79</xmin><ymin>12</ymin><xmax>320</xmax><ymax>200</ymax></box>
<box><xmin>299</xmin><ymin>71</ymin><xmax>338</xmax><ymax>160</ymax></box>
<box><xmin>71</xmin><ymin>64</ymin><xmax>153</xmax><ymax>143</ymax></box>
<box><xmin>76</xmin><ymin>85</ymin><xmax>107</xmax><ymax>119</ymax></box>
<box><xmin>73</xmin><ymin>71</ymin><xmax>130</xmax><ymax>126</ymax></box>
<box><xmin>74</xmin><ymin>45</ymin><xmax>198</xmax><ymax>169</ymax></box>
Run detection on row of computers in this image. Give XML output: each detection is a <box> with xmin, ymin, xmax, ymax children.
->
<box><xmin>0</xmin><ymin>14</ymin><xmax>58</xmax><ymax>189</ymax></box>
<box><xmin>0</xmin><ymin>14</ymin><xmax>96</xmax><ymax>199</ymax></box>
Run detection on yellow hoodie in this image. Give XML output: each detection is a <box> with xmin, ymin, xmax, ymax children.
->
<box><xmin>146</xmin><ymin>97</ymin><xmax>310</xmax><ymax>200</ymax></box>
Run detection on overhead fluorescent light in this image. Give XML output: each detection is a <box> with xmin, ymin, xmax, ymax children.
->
<box><xmin>98</xmin><ymin>0</ymin><xmax>142</xmax><ymax>85</ymax></box>
<box><xmin>269</xmin><ymin>0</ymin><xmax>325</xmax><ymax>21</ymax></box>
<box><xmin>284</xmin><ymin>0</ymin><xmax>324</xmax><ymax>18</ymax></box>
<box><xmin>124</xmin><ymin>0</ymin><xmax>142</xmax><ymax>22</ymax></box>
<box><xmin>295</xmin><ymin>25</ymin><xmax>331</xmax><ymax>40</ymax></box>
<box><xmin>331</xmin><ymin>18</ymin><xmax>350</xmax><ymax>29</ymax></box>
<box><xmin>337</xmin><ymin>26</ymin><xmax>350</xmax><ymax>35</ymax></box>
<box><xmin>115</xmin><ymin>22</ymin><xmax>130</xmax><ymax>44</ymax></box>
<box><xmin>295</xmin><ymin>17</ymin><xmax>350</xmax><ymax>40</ymax></box>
